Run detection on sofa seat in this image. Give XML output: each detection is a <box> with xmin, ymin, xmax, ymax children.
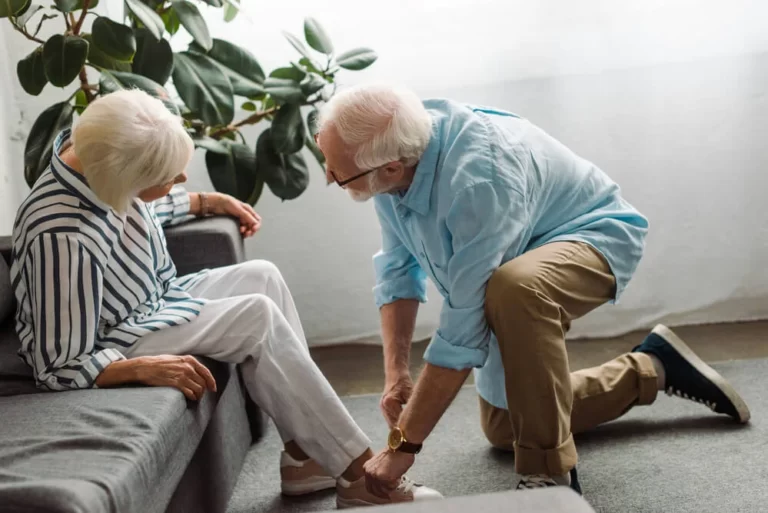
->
<box><xmin>0</xmin><ymin>353</ymin><xmax>233</xmax><ymax>513</ymax></box>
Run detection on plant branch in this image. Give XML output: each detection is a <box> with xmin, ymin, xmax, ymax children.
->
<box><xmin>73</xmin><ymin>0</ymin><xmax>92</xmax><ymax>35</ymax></box>
<box><xmin>10</xmin><ymin>19</ymin><xmax>45</xmax><ymax>44</ymax></box>
<box><xmin>209</xmin><ymin>107</ymin><xmax>278</xmax><ymax>138</ymax></box>
<box><xmin>79</xmin><ymin>67</ymin><xmax>95</xmax><ymax>103</ymax></box>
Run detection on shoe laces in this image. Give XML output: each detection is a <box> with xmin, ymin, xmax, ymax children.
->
<box><xmin>666</xmin><ymin>386</ymin><xmax>717</xmax><ymax>411</ymax></box>
<box><xmin>396</xmin><ymin>476</ymin><xmax>417</xmax><ymax>494</ymax></box>
<box><xmin>517</xmin><ymin>474</ymin><xmax>558</xmax><ymax>489</ymax></box>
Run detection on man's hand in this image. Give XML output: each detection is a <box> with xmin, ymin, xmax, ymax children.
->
<box><xmin>380</xmin><ymin>374</ymin><xmax>413</xmax><ymax>428</ymax></box>
<box><xmin>95</xmin><ymin>355</ymin><xmax>217</xmax><ymax>401</ymax></box>
<box><xmin>210</xmin><ymin>193</ymin><xmax>261</xmax><ymax>238</ymax></box>
<box><xmin>364</xmin><ymin>449</ymin><xmax>415</xmax><ymax>498</ymax></box>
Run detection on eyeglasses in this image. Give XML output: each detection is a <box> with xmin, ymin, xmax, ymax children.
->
<box><xmin>314</xmin><ymin>133</ymin><xmax>381</xmax><ymax>187</ymax></box>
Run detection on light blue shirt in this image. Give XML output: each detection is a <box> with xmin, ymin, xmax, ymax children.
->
<box><xmin>372</xmin><ymin>99</ymin><xmax>649</xmax><ymax>409</ymax></box>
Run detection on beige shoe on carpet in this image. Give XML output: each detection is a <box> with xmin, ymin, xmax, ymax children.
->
<box><xmin>336</xmin><ymin>475</ymin><xmax>443</xmax><ymax>509</ymax></box>
<box><xmin>280</xmin><ymin>452</ymin><xmax>337</xmax><ymax>496</ymax></box>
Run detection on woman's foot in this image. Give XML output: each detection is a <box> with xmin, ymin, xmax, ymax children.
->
<box><xmin>336</xmin><ymin>475</ymin><xmax>443</xmax><ymax>509</ymax></box>
<box><xmin>280</xmin><ymin>451</ymin><xmax>336</xmax><ymax>496</ymax></box>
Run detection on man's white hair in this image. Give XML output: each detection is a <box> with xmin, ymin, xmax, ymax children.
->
<box><xmin>71</xmin><ymin>89</ymin><xmax>193</xmax><ymax>213</ymax></box>
<box><xmin>318</xmin><ymin>84</ymin><xmax>432</xmax><ymax>169</ymax></box>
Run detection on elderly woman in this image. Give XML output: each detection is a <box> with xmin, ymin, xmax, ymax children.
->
<box><xmin>10</xmin><ymin>90</ymin><xmax>441</xmax><ymax>508</ymax></box>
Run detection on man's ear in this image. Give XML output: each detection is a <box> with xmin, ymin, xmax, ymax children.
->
<box><xmin>382</xmin><ymin>161</ymin><xmax>405</xmax><ymax>180</ymax></box>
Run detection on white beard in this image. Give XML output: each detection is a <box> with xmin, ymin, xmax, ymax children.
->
<box><xmin>347</xmin><ymin>188</ymin><xmax>374</xmax><ymax>202</ymax></box>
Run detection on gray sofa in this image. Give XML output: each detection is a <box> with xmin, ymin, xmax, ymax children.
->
<box><xmin>0</xmin><ymin>217</ymin><xmax>262</xmax><ymax>513</ymax></box>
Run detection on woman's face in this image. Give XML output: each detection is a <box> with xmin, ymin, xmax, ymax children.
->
<box><xmin>138</xmin><ymin>172</ymin><xmax>188</xmax><ymax>203</ymax></box>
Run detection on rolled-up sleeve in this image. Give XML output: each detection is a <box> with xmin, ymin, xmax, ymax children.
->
<box><xmin>424</xmin><ymin>181</ymin><xmax>528</xmax><ymax>370</ymax></box>
<box><xmin>372</xmin><ymin>201</ymin><xmax>427</xmax><ymax>307</ymax></box>
<box><xmin>153</xmin><ymin>185</ymin><xmax>193</xmax><ymax>227</ymax></box>
<box><xmin>25</xmin><ymin>234</ymin><xmax>125</xmax><ymax>390</ymax></box>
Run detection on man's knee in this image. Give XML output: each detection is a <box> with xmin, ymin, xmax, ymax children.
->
<box><xmin>484</xmin><ymin>259</ymin><xmax>542</xmax><ymax>320</ymax></box>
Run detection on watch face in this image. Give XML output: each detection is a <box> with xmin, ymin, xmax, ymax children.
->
<box><xmin>388</xmin><ymin>428</ymin><xmax>404</xmax><ymax>450</ymax></box>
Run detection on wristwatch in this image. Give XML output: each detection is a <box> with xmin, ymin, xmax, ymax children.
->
<box><xmin>387</xmin><ymin>426</ymin><xmax>423</xmax><ymax>454</ymax></box>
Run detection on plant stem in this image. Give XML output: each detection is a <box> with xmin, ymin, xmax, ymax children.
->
<box><xmin>79</xmin><ymin>67</ymin><xmax>94</xmax><ymax>103</ymax></box>
<box><xmin>209</xmin><ymin>107</ymin><xmax>278</xmax><ymax>139</ymax></box>
<box><xmin>73</xmin><ymin>0</ymin><xmax>92</xmax><ymax>35</ymax></box>
<box><xmin>63</xmin><ymin>13</ymin><xmax>71</xmax><ymax>31</ymax></box>
<box><xmin>10</xmin><ymin>19</ymin><xmax>45</xmax><ymax>44</ymax></box>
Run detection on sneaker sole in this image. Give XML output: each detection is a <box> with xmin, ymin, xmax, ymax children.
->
<box><xmin>281</xmin><ymin>476</ymin><xmax>337</xmax><ymax>496</ymax></box>
<box><xmin>653</xmin><ymin>324</ymin><xmax>751</xmax><ymax>423</ymax></box>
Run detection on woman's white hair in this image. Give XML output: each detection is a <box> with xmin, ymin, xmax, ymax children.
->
<box><xmin>71</xmin><ymin>89</ymin><xmax>193</xmax><ymax>213</ymax></box>
<box><xmin>318</xmin><ymin>84</ymin><xmax>432</xmax><ymax>169</ymax></box>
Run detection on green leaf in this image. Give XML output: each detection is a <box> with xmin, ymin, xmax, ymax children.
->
<box><xmin>282</xmin><ymin>31</ymin><xmax>313</xmax><ymax>61</ymax></box>
<box><xmin>241</xmin><ymin>101</ymin><xmax>256</xmax><ymax>111</ymax></box>
<box><xmin>17</xmin><ymin>47</ymin><xmax>47</xmax><ymax>96</ymax></box>
<box><xmin>125</xmin><ymin>0</ymin><xmax>164</xmax><ymax>40</ymax></box>
<box><xmin>300</xmin><ymin>72</ymin><xmax>326</xmax><ymax>97</ymax></box>
<box><xmin>173</xmin><ymin>0</ymin><xmax>211</xmax><ymax>51</ymax></box>
<box><xmin>172</xmin><ymin>51</ymin><xmax>234</xmax><ymax>126</ymax></box>
<box><xmin>73</xmin><ymin>88</ymin><xmax>88</xmax><ymax>114</ymax></box>
<box><xmin>193</xmin><ymin>39</ymin><xmax>265</xmax><ymax>97</ymax></box>
<box><xmin>83</xmin><ymin>33</ymin><xmax>131</xmax><ymax>72</ymax></box>
<box><xmin>256</xmin><ymin>129</ymin><xmax>309</xmax><ymax>201</ymax></box>
<box><xmin>305</xmin><ymin>135</ymin><xmax>325</xmax><ymax>168</ymax></box>
<box><xmin>298</xmin><ymin>56</ymin><xmax>322</xmax><ymax>75</ymax></box>
<box><xmin>52</xmin><ymin>0</ymin><xmax>77</xmax><ymax>12</ymax></box>
<box><xmin>193</xmin><ymin>136</ymin><xmax>229</xmax><ymax>154</ymax></box>
<box><xmin>303</xmin><ymin>17</ymin><xmax>333</xmax><ymax>54</ymax></box>
<box><xmin>99</xmin><ymin>70</ymin><xmax>179</xmax><ymax>115</ymax></box>
<box><xmin>335</xmin><ymin>47</ymin><xmax>378</xmax><ymax>71</ymax></box>
<box><xmin>43</xmin><ymin>35</ymin><xmax>88</xmax><ymax>87</ymax></box>
<box><xmin>263</xmin><ymin>77</ymin><xmax>304</xmax><ymax>104</ymax></box>
<box><xmin>199</xmin><ymin>0</ymin><xmax>223</xmax><ymax>5</ymax></box>
<box><xmin>270</xmin><ymin>104</ymin><xmax>304</xmax><ymax>154</ymax></box>
<box><xmin>92</xmin><ymin>17</ymin><xmax>136</xmax><ymax>62</ymax></box>
<box><xmin>16</xmin><ymin>3</ymin><xmax>42</xmax><ymax>27</ymax></box>
<box><xmin>306</xmin><ymin>108</ymin><xmax>319</xmax><ymax>136</ymax></box>
<box><xmin>24</xmin><ymin>101</ymin><xmax>73</xmax><ymax>187</ymax></box>
<box><xmin>161</xmin><ymin>8</ymin><xmax>180</xmax><ymax>35</ymax></box>
<box><xmin>205</xmin><ymin>143</ymin><xmax>264</xmax><ymax>204</ymax></box>
<box><xmin>269</xmin><ymin>65</ymin><xmax>305</xmax><ymax>81</ymax></box>
<box><xmin>54</xmin><ymin>0</ymin><xmax>98</xmax><ymax>11</ymax></box>
<box><xmin>133</xmin><ymin>28</ymin><xmax>173</xmax><ymax>84</ymax></box>
<box><xmin>223</xmin><ymin>0</ymin><xmax>237</xmax><ymax>22</ymax></box>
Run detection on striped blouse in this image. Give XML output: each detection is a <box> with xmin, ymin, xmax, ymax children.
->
<box><xmin>10</xmin><ymin>130</ymin><xmax>208</xmax><ymax>391</ymax></box>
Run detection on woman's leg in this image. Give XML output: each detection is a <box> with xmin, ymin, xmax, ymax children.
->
<box><xmin>125</xmin><ymin>293</ymin><xmax>370</xmax><ymax>477</ymax></box>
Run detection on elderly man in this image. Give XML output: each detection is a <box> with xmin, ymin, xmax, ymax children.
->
<box><xmin>315</xmin><ymin>84</ymin><xmax>750</xmax><ymax>495</ymax></box>
<box><xmin>11</xmin><ymin>89</ymin><xmax>442</xmax><ymax>508</ymax></box>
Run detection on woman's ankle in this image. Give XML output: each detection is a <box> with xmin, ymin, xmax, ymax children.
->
<box><xmin>284</xmin><ymin>441</ymin><xmax>310</xmax><ymax>461</ymax></box>
<box><xmin>341</xmin><ymin>448</ymin><xmax>374</xmax><ymax>481</ymax></box>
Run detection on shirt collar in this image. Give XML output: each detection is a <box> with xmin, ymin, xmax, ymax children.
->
<box><xmin>398</xmin><ymin>118</ymin><xmax>439</xmax><ymax>216</ymax></box>
<box><xmin>50</xmin><ymin>129</ymin><xmax>111</xmax><ymax>215</ymax></box>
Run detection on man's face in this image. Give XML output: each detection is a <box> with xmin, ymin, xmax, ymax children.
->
<box><xmin>316</xmin><ymin>127</ymin><xmax>378</xmax><ymax>202</ymax></box>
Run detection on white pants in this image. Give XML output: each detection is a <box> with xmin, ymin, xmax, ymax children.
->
<box><xmin>123</xmin><ymin>260</ymin><xmax>372</xmax><ymax>477</ymax></box>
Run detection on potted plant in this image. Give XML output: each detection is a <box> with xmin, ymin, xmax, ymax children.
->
<box><xmin>2</xmin><ymin>0</ymin><xmax>377</xmax><ymax>204</ymax></box>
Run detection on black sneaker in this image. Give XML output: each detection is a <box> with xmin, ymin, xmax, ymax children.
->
<box><xmin>632</xmin><ymin>324</ymin><xmax>751</xmax><ymax>423</ymax></box>
<box><xmin>517</xmin><ymin>467</ymin><xmax>582</xmax><ymax>495</ymax></box>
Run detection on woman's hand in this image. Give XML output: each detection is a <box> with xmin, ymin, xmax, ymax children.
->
<box><xmin>209</xmin><ymin>193</ymin><xmax>262</xmax><ymax>238</ymax></box>
<box><xmin>95</xmin><ymin>355</ymin><xmax>217</xmax><ymax>401</ymax></box>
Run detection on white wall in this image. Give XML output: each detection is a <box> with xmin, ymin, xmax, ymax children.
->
<box><xmin>3</xmin><ymin>1</ymin><xmax>768</xmax><ymax>345</ymax></box>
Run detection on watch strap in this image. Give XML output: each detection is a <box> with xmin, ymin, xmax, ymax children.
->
<box><xmin>397</xmin><ymin>440</ymin><xmax>423</xmax><ymax>454</ymax></box>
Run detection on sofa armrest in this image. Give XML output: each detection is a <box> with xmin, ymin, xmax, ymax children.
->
<box><xmin>164</xmin><ymin>217</ymin><xmax>245</xmax><ymax>276</ymax></box>
<box><xmin>0</xmin><ymin>236</ymin><xmax>11</xmax><ymax>266</ymax></box>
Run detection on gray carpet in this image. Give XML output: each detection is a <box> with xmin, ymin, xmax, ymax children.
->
<box><xmin>226</xmin><ymin>358</ymin><xmax>766</xmax><ymax>513</ymax></box>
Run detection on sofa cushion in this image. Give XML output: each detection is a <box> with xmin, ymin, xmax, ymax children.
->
<box><xmin>0</xmin><ymin>358</ymin><xmax>232</xmax><ymax>513</ymax></box>
<box><xmin>0</xmin><ymin>255</ymin><xmax>11</xmax><ymax>324</ymax></box>
<box><xmin>0</xmin><ymin>320</ymin><xmax>37</xmax><ymax>396</ymax></box>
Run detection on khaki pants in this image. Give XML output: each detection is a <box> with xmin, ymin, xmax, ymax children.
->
<box><xmin>481</xmin><ymin>242</ymin><xmax>658</xmax><ymax>476</ymax></box>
